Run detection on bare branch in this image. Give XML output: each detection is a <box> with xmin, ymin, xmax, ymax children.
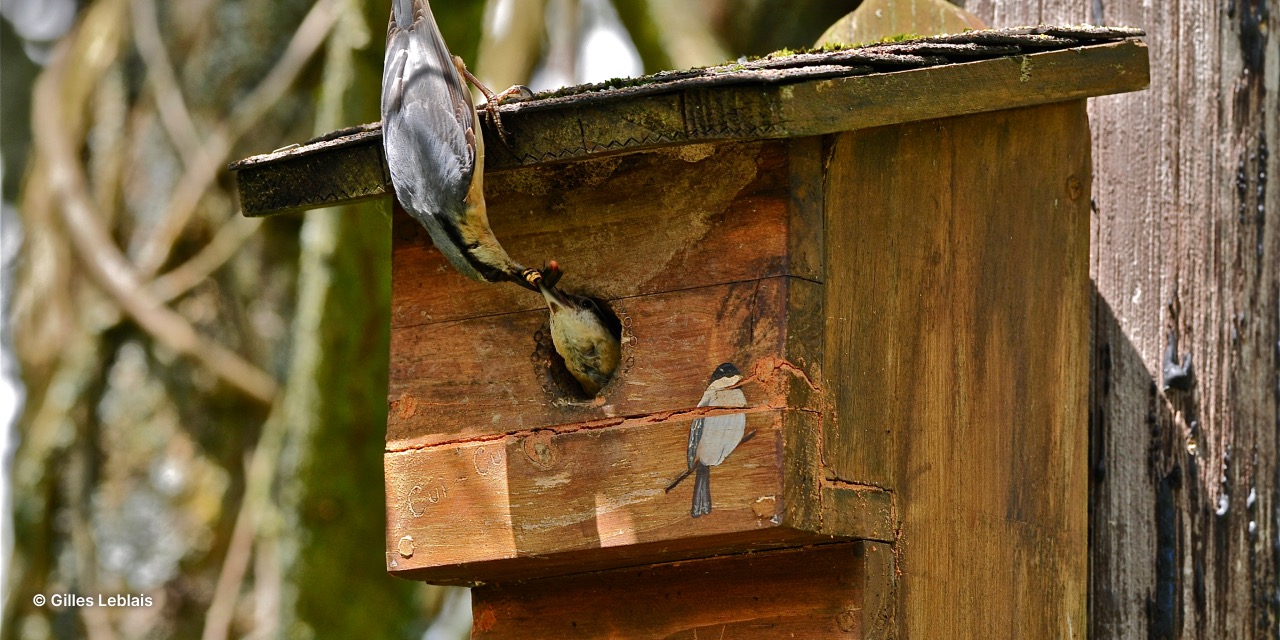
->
<box><xmin>148</xmin><ymin>214</ymin><xmax>262</xmax><ymax>303</ymax></box>
<box><xmin>33</xmin><ymin>43</ymin><xmax>278</xmax><ymax>405</ymax></box>
<box><xmin>133</xmin><ymin>0</ymin><xmax>344</xmax><ymax>276</ymax></box>
<box><xmin>130</xmin><ymin>0</ymin><xmax>202</xmax><ymax>166</ymax></box>
<box><xmin>202</xmin><ymin>398</ymin><xmax>288</xmax><ymax>640</ymax></box>
<box><xmin>225</xmin><ymin>0</ymin><xmax>345</xmax><ymax>140</ymax></box>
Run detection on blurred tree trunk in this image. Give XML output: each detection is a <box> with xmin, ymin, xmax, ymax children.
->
<box><xmin>960</xmin><ymin>0</ymin><xmax>1280</xmax><ymax>638</ymax></box>
<box><xmin>5</xmin><ymin>0</ymin><xmax>478</xmax><ymax>637</ymax></box>
<box><xmin>204</xmin><ymin>0</ymin><xmax>488</xmax><ymax>636</ymax></box>
<box><xmin>708</xmin><ymin>0</ymin><xmax>860</xmax><ymax>57</ymax></box>
<box><xmin>268</xmin><ymin>0</ymin><xmax>421</xmax><ymax>637</ymax></box>
<box><xmin>475</xmin><ymin>0</ymin><xmax>548</xmax><ymax>92</ymax></box>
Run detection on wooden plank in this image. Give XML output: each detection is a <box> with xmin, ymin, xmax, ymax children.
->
<box><xmin>391</xmin><ymin>141</ymin><xmax>791</xmax><ymax>326</ymax></box>
<box><xmin>470</xmin><ymin>542</ymin><xmax>889</xmax><ymax>639</ymax></box>
<box><xmin>385</xmin><ymin>410</ymin><xmax>891</xmax><ymax>583</ymax></box>
<box><xmin>965</xmin><ymin>1</ymin><xmax>1280</xmax><ymax>638</ymax></box>
<box><xmin>230</xmin><ymin>40</ymin><xmax>1148</xmax><ymax>216</ymax></box>
<box><xmin>786</xmin><ymin>136</ymin><xmax>825</xmax><ymax>283</ymax></box>
<box><xmin>821</xmin><ymin>101</ymin><xmax>1091</xmax><ymax>636</ymax></box>
<box><xmin>387</xmin><ymin>276</ymin><xmax>816</xmax><ymax>451</ymax></box>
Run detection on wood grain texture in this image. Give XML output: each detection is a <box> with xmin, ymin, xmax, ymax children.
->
<box><xmin>470</xmin><ymin>542</ymin><xmax>891</xmax><ymax>639</ymax></box>
<box><xmin>383</xmin><ymin>136</ymin><xmax>851</xmax><ymax>584</ymax></box>
<box><xmin>787</xmin><ymin>136</ymin><xmax>826</xmax><ymax>283</ymax></box>
<box><xmin>822</xmin><ymin>102</ymin><xmax>1092</xmax><ymax>637</ymax></box>
<box><xmin>368</xmin><ymin>29</ymin><xmax>1153</xmax><ymax>630</ymax></box>
<box><xmin>390</xmin><ymin>141</ymin><xmax>790</xmax><ymax>326</ymax></box>
<box><xmin>961</xmin><ymin>1</ymin><xmax>1280</xmax><ymax>637</ymax></box>
<box><xmin>385</xmin><ymin>411</ymin><xmax>892</xmax><ymax>583</ymax></box>
<box><xmin>387</xmin><ymin>276</ymin><xmax>818</xmax><ymax>450</ymax></box>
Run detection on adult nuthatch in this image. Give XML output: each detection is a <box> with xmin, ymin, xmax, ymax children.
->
<box><xmin>535</xmin><ymin>261</ymin><xmax>620</xmax><ymax>396</ymax></box>
<box><xmin>382</xmin><ymin>0</ymin><xmax>538</xmax><ymax>291</ymax></box>
<box><xmin>665</xmin><ymin>363</ymin><xmax>752</xmax><ymax>518</ymax></box>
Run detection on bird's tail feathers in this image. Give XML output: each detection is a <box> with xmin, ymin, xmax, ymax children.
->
<box><xmin>691</xmin><ymin>465</ymin><xmax>712</xmax><ymax>518</ymax></box>
<box><xmin>392</xmin><ymin>0</ymin><xmax>414</xmax><ymax>29</ymax></box>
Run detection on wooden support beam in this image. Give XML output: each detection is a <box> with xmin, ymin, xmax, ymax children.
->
<box><xmin>470</xmin><ymin>542</ymin><xmax>897</xmax><ymax>639</ymax></box>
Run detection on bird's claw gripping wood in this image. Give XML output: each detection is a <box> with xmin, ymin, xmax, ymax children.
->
<box><xmin>455</xmin><ymin>57</ymin><xmax>532</xmax><ymax>147</ymax></box>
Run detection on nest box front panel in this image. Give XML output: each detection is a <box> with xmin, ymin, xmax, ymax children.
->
<box><xmin>388</xmin><ymin>140</ymin><xmax>819</xmax><ymax>449</ymax></box>
<box><xmin>385</xmin><ymin>137</ymin><xmax>856</xmax><ymax>582</ymax></box>
<box><xmin>390</xmin><ymin>140</ymin><xmax>793</xmax><ymax>325</ymax></box>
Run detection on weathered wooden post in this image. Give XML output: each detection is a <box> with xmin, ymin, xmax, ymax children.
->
<box><xmin>232</xmin><ymin>27</ymin><xmax>1149</xmax><ymax>639</ymax></box>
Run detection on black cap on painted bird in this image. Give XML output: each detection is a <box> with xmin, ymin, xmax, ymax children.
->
<box><xmin>534</xmin><ymin>261</ymin><xmax>621</xmax><ymax>397</ymax></box>
<box><xmin>381</xmin><ymin>0</ymin><xmax>538</xmax><ymax>292</ymax></box>
<box><xmin>664</xmin><ymin>362</ymin><xmax>751</xmax><ymax>518</ymax></box>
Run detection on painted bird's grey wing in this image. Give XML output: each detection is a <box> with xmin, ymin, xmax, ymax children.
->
<box><xmin>382</xmin><ymin>0</ymin><xmax>475</xmax><ymax>230</ymax></box>
<box><xmin>686</xmin><ymin>417</ymin><xmax>704</xmax><ymax>471</ymax></box>
<box><xmin>694</xmin><ymin>412</ymin><xmax>747</xmax><ymax>467</ymax></box>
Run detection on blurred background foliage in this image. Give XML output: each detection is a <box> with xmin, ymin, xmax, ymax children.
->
<box><xmin>0</xmin><ymin>0</ymin><xmax>855</xmax><ymax>637</ymax></box>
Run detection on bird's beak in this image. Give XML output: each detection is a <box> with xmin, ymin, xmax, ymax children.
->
<box><xmin>537</xmin><ymin>280</ymin><xmax>573</xmax><ymax>312</ymax></box>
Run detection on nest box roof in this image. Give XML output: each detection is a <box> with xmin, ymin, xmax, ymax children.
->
<box><xmin>230</xmin><ymin>26</ymin><xmax>1148</xmax><ymax>217</ymax></box>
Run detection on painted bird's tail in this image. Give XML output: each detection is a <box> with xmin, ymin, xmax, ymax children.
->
<box><xmin>691</xmin><ymin>465</ymin><xmax>712</xmax><ymax>518</ymax></box>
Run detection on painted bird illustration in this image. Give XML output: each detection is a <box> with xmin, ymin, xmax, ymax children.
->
<box><xmin>381</xmin><ymin>0</ymin><xmax>538</xmax><ymax>291</ymax></box>
<box><xmin>665</xmin><ymin>363</ymin><xmax>752</xmax><ymax>518</ymax></box>
<box><xmin>535</xmin><ymin>261</ymin><xmax>621</xmax><ymax>396</ymax></box>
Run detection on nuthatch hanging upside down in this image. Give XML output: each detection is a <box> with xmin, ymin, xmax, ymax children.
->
<box><xmin>666</xmin><ymin>363</ymin><xmax>752</xmax><ymax>518</ymax></box>
<box><xmin>536</xmin><ymin>261</ymin><xmax>620</xmax><ymax>396</ymax></box>
<box><xmin>382</xmin><ymin>0</ymin><xmax>538</xmax><ymax>291</ymax></box>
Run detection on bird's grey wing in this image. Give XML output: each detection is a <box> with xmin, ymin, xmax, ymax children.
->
<box><xmin>685</xmin><ymin>387</ymin><xmax>716</xmax><ymax>469</ymax></box>
<box><xmin>686</xmin><ymin>417</ymin><xmax>703</xmax><ymax>471</ymax></box>
<box><xmin>694</xmin><ymin>412</ymin><xmax>747</xmax><ymax>467</ymax></box>
<box><xmin>382</xmin><ymin>0</ymin><xmax>475</xmax><ymax>228</ymax></box>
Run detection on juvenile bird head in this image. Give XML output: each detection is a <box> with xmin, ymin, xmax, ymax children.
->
<box><xmin>536</xmin><ymin>262</ymin><xmax>620</xmax><ymax>397</ymax></box>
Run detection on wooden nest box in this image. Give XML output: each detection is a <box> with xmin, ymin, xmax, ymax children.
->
<box><xmin>232</xmin><ymin>27</ymin><xmax>1149</xmax><ymax>639</ymax></box>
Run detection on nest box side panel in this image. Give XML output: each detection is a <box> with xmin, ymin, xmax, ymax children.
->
<box><xmin>822</xmin><ymin>101</ymin><xmax>1091</xmax><ymax>636</ymax></box>
<box><xmin>470</xmin><ymin>541</ymin><xmax>895</xmax><ymax>639</ymax></box>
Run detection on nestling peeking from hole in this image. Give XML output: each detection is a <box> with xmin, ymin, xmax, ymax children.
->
<box><xmin>528</xmin><ymin>261</ymin><xmax>622</xmax><ymax>398</ymax></box>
